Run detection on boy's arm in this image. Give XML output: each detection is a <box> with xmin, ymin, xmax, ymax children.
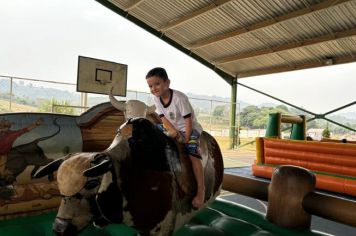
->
<box><xmin>184</xmin><ymin>116</ymin><xmax>193</xmax><ymax>143</ymax></box>
<box><xmin>161</xmin><ymin>116</ymin><xmax>179</xmax><ymax>136</ymax></box>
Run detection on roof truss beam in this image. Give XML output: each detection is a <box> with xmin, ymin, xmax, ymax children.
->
<box><xmin>123</xmin><ymin>0</ymin><xmax>146</xmax><ymax>12</ymax></box>
<box><xmin>236</xmin><ymin>53</ymin><xmax>356</xmax><ymax>78</ymax></box>
<box><xmin>214</xmin><ymin>28</ymin><xmax>356</xmax><ymax>64</ymax></box>
<box><xmin>189</xmin><ymin>0</ymin><xmax>350</xmax><ymax>50</ymax></box>
<box><xmin>160</xmin><ymin>0</ymin><xmax>232</xmax><ymax>32</ymax></box>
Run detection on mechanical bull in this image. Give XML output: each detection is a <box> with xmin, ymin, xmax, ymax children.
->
<box><xmin>35</xmin><ymin>117</ymin><xmax>223</xmax><ymax>236</ymax></box>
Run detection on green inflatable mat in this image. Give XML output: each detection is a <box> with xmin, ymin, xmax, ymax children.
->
<box><xmin>0</xmin><ymin>199</ymin><xmax>329</xmax><ymax>236</ymax></box>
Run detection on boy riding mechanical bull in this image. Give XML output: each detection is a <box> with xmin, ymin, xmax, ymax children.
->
<box><xmin>35</xmin><ymin>93</ymin><xmax>223</xmax><ymax>236</ymax></box>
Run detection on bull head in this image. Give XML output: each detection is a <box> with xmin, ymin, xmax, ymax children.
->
<box><xmin>34</xmin><ymin>153</ymin><xmax>116</xmax><ymax>236</ymax></box>
<box><xmin>109</xmin><ymin>87</ymin><xmax>155</xmax><ymax>120</ymax></box>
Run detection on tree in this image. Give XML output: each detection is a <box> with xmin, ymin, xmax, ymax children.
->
<box><xmin>212</xmin><ymin>105</ymin><xmax>225</xmax><ymax>117</ymax></box>
<box><xmin>322</xmin><ymin>125</ymin><xmax>331</xmax><ymax>138</ymax></box>
<box><xmin>240</xmin><ymin>105</ymin><xmax>261</xmax><ymax>129</ymax></box>
<box><xmin>39</xmin><ymin>98</ymin><xmax>75</xmax><ymax>115</ymax></box>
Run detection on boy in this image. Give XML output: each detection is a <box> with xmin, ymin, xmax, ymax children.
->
<box><xmin>146</xmin><ymin>67</ymin><xmax>205</xmax><ymax>209</ymax></box>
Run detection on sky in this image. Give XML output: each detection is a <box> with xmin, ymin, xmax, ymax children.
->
<box><xmin>1</xmin><ymin>0</ymin><xmax>356</xmax><ymax>114</ymax></box>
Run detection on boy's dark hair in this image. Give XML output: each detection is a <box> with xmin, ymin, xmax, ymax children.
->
<box><xmin>146</xmin><ymin>67</ymin><xmax>169</xmax><ymax>81</ymax></box>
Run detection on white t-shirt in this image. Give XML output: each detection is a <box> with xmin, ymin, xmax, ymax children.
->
<box><xmin>153</xmin><ymin>89</ymin><xmax>203</xmax><ymax>134</ymax></box>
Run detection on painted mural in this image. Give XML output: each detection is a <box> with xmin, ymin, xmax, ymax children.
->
<box><xmin>0</xmin><ymin>113</ymin><xmax>83</xmax><ymax>218</ymax></box>
<box><xmin>0</xmin><ymin>103</ymin><xmax>123</xmax><ymax>219</ymax></box>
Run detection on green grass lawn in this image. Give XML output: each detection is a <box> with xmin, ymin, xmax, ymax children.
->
<box><xmin>214</xmin><ymin>136</ymin><xmax>256</xmax><ymax>151</ymax></box>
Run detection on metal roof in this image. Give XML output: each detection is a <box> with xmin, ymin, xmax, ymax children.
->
<box><xmin>96</xmin><ymin>0</ymin><xmax>356</xmax><ymax>85</ymax></box>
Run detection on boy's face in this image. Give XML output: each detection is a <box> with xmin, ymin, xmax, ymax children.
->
<box><xmin>146</xmin><ymin>76</ymin><xmax>170</xmax><ymax>97</ymax></box>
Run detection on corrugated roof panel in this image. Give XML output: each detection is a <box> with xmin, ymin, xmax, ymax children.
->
<box><xmin>172</xmin><ymin>9</ymin><xmax>243</xmax><ymax>43</ymax></box>
<box><xmin>109</xmin><ymin>0</ymin><xmax>132</xmax><ymax>10</ymax></box>
<box><xmin>170</xmin><ymin>0</ymin><xmax>311</xmax><ymax>45</ymax></box>
<box><xmin>223</xmin><ymin>53</ymin><xmax>288</xmax><ymax>74</ymax></box>
<box><xmin>127</xmin><ymin>0</ymin><xmax>210</xmax><ymax>29</ymax></box>
<box><xmin>258</xmin><ymin>0</ymin><xmax>311</xmax><ymax>16</ymax></box>
<box><xmin>196</xmin><ymin>33</ymin><xmax>267</xmax><ymax>60</ymax></box>
<box><xmin>250</xmin><ymin>26</ymin><xmax>291</xmax><ymax>48</ymax></box>
<box><xmin>336</xmin><ymin>37</ymin><xmax>356</xmax><ymax>56</ymax></box>
<box><xmin>103</xmin><ymin>0</ymin><xmax>356</xmax><ymax>78</ymax></box>
<box><xmin>319</xmin><ymin>41</ymin><xmax>354</xmax><ymax>57</ymax></box>
<box><xmin>129</xmin><ymin>8</ymin><xmax>161</xmax><ymax>29</ymax></box>
<box><xmin>278</xmin><ymin>48</ymin><xmax>320</xmax><ymax>64</ymax></box>
<box><xmin>304</xmin><ymin>43</ymin><xmax>345</xmax><ymax>61</ymax></box>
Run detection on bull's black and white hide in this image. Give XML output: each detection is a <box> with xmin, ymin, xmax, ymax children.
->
<box><xmin>35</xmin><ymin>118</ymin><xmax>223</xmax><ymax>236</ymax></box>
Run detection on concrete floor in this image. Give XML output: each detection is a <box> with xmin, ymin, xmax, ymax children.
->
<box><xmin>221</xmin><ymin>149</ymin><xmax>255</xmax><ymax>168</ymax></box>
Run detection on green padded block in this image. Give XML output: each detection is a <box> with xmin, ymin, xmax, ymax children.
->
<box><xmin>0</xmin><ymin>212</ymin><xmax>137</xmax><ymax>236</ymax></box>
<box><xmin>210</xmin><ymin>216</ymin><xmax>260</xmax><ymax>236</ymax></box>
<box><xmin>210</xmin><ymin>199</ymin><xmax>329</xmax><ymax>236</ymax></box>
<box><xmin>250</xmin><ymin>230</ymin><xmax>277</xmax><ymax>236</ymax></box>
<box><xmin>104</xmin><ymin>224</ymin><xmax>137</xmax><ymax>236</ymax></box>
<box><xmin>0</xmin><ymin>225</ymin><xmax>40</xmax><ymax>236</ymax></box>
<box><xmin>174</xmin><ymin>224</ymin><xmax>225</xmax><ymax>236</ymax></box>
<box><xmin>188</xmin><ymin>207</ymin><xmax>225</xmax><ymax>225</ymax></box>
<box><xmin>0</xmin><ymin>212</ymin><xmax>54</xmax><ymax>236</ymax></box>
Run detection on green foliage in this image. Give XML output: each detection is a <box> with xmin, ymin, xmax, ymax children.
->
<box><xmin>240</xmin><ymin>105</ymin><xmax>291</xmax><ymax>129</ymax></box>
<box><xmin>39</xmin><ymin>98</ymin><xmax>75</xmax><ymax>115</ymax></box>
<box><xmin>322</xmin><ymin>125</ymin><xmax>331</xmax><ymax>138</ymax></box>
<box><xmin>212</xmin><ymin>105</ymin><xmax>225</xmax><ymax>117</ymax></box>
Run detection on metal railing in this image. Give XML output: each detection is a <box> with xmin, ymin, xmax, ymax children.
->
<box><xmin>0</xmin><ymin>75</ymin><xmax>233</xmax><ymax>147</ymax></box>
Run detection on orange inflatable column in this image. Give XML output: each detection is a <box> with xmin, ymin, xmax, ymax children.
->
<box><xmin>255</xmin><ymin>137</ymin><xmax>264</xmax><ymax>164</ymax></box>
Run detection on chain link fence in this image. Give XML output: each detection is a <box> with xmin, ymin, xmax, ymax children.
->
<box><xmin>0</xmin><ymin>75</ymin><xmax>240</xmax><ymax>150</ymax></box>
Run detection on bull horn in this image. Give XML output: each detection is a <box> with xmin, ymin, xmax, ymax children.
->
<box><xmin>33</xmin><ymin>158</ymin><xmax>64</xmax><ymax>178</ymax></box>
<box><xmin>109</xmin><ymin>87</ymin><xmax>126</xmax><ymax>111</ymax></box>
<box><xmin>83</xmin><ymin>154</ymin><xmax>112</xmax><ymax>177</ymax></box>
<box><xmin>147</xmin><ymin>105</ymin><xmax>156</xmax><ymax>114</ymax></box>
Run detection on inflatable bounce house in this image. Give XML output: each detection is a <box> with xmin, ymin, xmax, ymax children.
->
<box><xmin>253</xmin><ymin>112</ymin><xmax>356</xmax><ymax>196</ymax></box>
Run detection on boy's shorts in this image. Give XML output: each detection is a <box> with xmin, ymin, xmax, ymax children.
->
<box><xmin>180</xmin><ymin>130</ymin><xmax>201</xmax><ymax>159</ymax></box>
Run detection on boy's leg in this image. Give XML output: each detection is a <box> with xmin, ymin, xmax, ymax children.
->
<box><xmin>189</xmin><ymin>155</ymin><xmax>205</xmax><ymax>209</ymax></box>
<box><xmin>182</xmin><ymin>130</ymin><xmax>205</xmax><ymax>208</ymax></box>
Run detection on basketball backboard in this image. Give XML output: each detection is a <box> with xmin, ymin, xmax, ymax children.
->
<box><xmin>77</xmin><ymin>56</ymin><xmax>127</xmax><ymax>96</ymax></box>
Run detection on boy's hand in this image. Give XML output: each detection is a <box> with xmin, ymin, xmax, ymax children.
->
<box><xmin>166</xmin><ymin>129</ymin><xmax>184</xmax><ymax>143</ymax></box>
<box><xmin>166</xmin><ymin>130</ymin><xmax>178</xmax><ymax>138</ymax></box>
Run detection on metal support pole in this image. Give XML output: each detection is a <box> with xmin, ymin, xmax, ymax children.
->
<box><xmin>209</xmin><ymin>100</ymin><xmax>212</xmax><ymax>133</ymax></box>
<box><xmin>9</xmin><ymin>77</ymin><xmax>13</xmax><ymax>111</ymax></box>
<box><xmin>229</xmin><ymin>80</ymin><xmax>237</xmax><ymax>149</ymax></box>
<box><xmin>80</xmin><ymin>92</ymin><xmax>88</xmax><ymax>113</ymax></box>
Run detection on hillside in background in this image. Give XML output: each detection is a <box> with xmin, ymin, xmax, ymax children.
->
<box><xmin>1</xmin><ymin>79</ymin><xmax>356</xmax><ymax>130</ymax></box>
<box><xmin>0</xmin><ymin>79</ymin><xmax>247</xmax><ymax>112</ymax></box>
<box><xmin>0</xmin><ymin>79</ymin><xmax>78</xmax><ymax>103</ymax></box>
